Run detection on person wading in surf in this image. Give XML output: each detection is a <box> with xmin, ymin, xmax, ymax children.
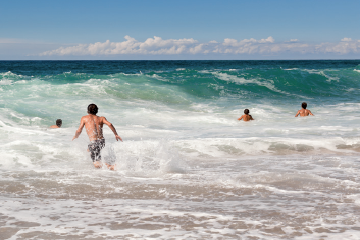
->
<box><xmin>50</xmin><ymin>119</ymin><xmax>62</xmax><ymax>128</ymax></box>
<box><xmin>295</xmin><ymin>102</ymin><xmax>314</xmax><ymax>117</ymax></box>
<box><xmin>72</xmin><ymin>104</ymin><xmax>122</xmax><ymax>170</ymax></box>
<box><xmin>238</xmin><ymin>109</ymin><xmax>254</xmax><ymax>121</ymax></box>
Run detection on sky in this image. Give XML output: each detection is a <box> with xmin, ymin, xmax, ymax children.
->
<box><xmin>1</xmin><ymin>0</ymin><xmax>359</xmax><ymax>60</ymax></box>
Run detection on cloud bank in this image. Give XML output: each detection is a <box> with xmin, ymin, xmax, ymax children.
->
<box><xmin>40</xmin><ymin>36</ymin><xmax>360</xmax><ymax>56</ymax></box>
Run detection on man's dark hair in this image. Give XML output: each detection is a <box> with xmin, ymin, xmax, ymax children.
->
<box><xmin>88</xmin><ymin>104</ymin><xmax>98</xmax><ymax>115</ymax></box>
<box><xmin>56</xmin><ymin>119</ymin><xmax>62</xmax><ymax>127</ymax></box>
<box><xmin>244</xmin><ymin>109</ymin><xmax>250</xmax><ymax>114</ymax></box>
<box><xmin>302</xmin><ymin>102</ymin><xmax>307</xmax><ymax>109</ymax></box>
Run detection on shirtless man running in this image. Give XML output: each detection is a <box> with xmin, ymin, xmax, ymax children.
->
<box><xmin>295</xmin><ymin>102</ymin><xmax>314</xmax><ymax>117</ymax></box>
<box><xmin>72</xmin><ymin>104</ymin><xmax>122</xmax><ymax>170</ymax></box>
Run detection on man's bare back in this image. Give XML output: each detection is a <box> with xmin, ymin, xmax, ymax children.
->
<box><xmin>79</xmin><ymin>115</ymin><xmax>107</xmax><ymax>141</ymax></box>
<box><xmin>72</xmin><ymin>114</ymin><xmax>122</xmax><ymax>142</ymax></box>
<box><xmin>295</xmin><ymin>109</ymin><xmax>314</xmax><ymax>117</ymax></box>
<box><xmin>295</xmin><ymin>102</ymin><xmax>314</xmax><ymax>117</ymax></box>
<box><xmin>238</xmin><ymin>114</ymin><xmax>254</xmax><ymax>121</ymax></box>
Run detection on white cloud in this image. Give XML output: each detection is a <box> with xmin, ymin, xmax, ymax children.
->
<box><xmin>39</xmin><ymin>36</ymin><xmax>360</xmax><ymax>56</ymax></box>
<box><xmin>40</xmin><ymin>36</ymin><xmax>198</xmax><ymax>56</ymax></box>
<box><xmin>189</xmin><ymin>44</ymin><xmax>205</xmax><ymax>54</ymax></box>
<box><xmin>313</xmin><ymin>38</ymin><xmax>360</xmax><ymax>54</ymax></box>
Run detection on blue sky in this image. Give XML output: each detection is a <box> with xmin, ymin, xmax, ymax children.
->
<box><xmin>1</xmin><ymin>0</ymin><xmax>359</xmax><ymax>60</ymax></box>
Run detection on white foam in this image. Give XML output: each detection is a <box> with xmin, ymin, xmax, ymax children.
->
<box><xmin>283</xmin><ymin>68</ymin><xmax>299</xmax><ymax>70</ymax></box>
<box><xmin>1</xmin><ymin>67</ymin><xmax>360</xmax><ymax>239</ymax></box>
<box><xmin>0</xmin><ymin>79</ymin><xmax>13</xmax><ymax>85</ymax></box>
<box><xmin>149</xmin><ymin>73</ymin><xmax>169</xmax><ymax>82</ymax></box>
<box><xmin>302</xmin><ymin>69</ymin><xmax>340</xmax><ymax>82</ymax></box>
<box><xmin>0</xmin><ymin>71</ymin><xmax>23</xmax><ymax>78</ymax></box>
<box><xmin>211</xmin><ymin>71</ymin><xmax>302</xmax><ymax>96</ymax></box>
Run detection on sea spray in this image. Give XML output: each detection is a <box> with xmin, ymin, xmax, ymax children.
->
<box><xmin>116</xmin><ymin>139</ymin><xmax>187</xmax><ymax>177</ymax></box>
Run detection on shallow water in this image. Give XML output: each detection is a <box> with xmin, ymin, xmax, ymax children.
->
<box><xmin>1</xmin><ymin>60</ymin><xmax>360</xmax><ymax>239</ymax></box>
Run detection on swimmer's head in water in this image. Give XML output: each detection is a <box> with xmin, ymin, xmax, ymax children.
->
<box><xmin>56</xmin><ymin>119</ymin><xmax>62</xmax><ymax>127</ymax></box>
<box><xmin>88</xmin><ymin>104</ymin><xmax>98</xmax><ymax>115</ymax></box>
<box><xmin>244</xmin><ymin>109</ymin><xmax>250</xmax><ymax>114</ymax></box>
<box><xmin>302</xmin><ymin>102</ymin><xmax>307</xmax><ymax>109</ymax></box>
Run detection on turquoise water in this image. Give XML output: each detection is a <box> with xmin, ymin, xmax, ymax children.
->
<box><xmin>1</xmin><ymin>60</ymin><xmax>360</xmax><ymax>239</ymax></box>
<box><xmin>1</xmin><ymin>60</ymin><xmax>360</xmax><ymax>118</ymax></box>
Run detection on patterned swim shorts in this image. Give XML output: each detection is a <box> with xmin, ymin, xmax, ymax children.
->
<box><xmin>88</xmin><ymin>139</ymin><xmax>105</xmax><ymax>162</ymax></box>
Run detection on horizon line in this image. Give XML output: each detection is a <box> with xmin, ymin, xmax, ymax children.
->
<box><xmin>1</xmin><ymin>59</ymin><xmax>360</xmax><ymax>61</ymax></box>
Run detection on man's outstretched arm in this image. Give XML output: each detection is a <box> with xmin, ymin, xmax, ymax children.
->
<box><xmin>72</xmin><ymin>117</ymin><xmax>85</xmax><ymax>141</ymax></box>
<box><xmin>103</xmin><ymin>117</ymin><xmax>123</xmax><ymax>141</ymax></box>
<box><xmin>309</xmin><ymin>110</ymin><xmax>314</xmax><ymax>116</ymax></box>
<box><xmin>295</xmin><ymin>110</ymin><xmax>300</xmax><ymax>117</ymax></box>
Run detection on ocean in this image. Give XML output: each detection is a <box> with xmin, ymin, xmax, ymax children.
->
<box><xmin>1</xmin><ymin>60</ymin><xmax>360</xmax><ymax>239</ymax></box>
